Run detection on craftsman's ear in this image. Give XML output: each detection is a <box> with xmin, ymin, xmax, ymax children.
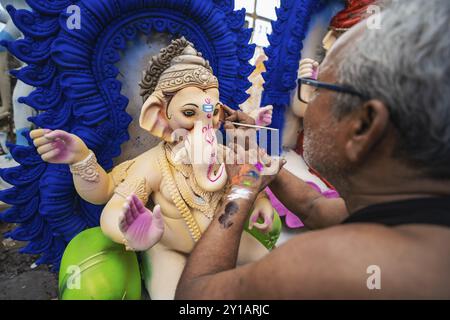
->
<box><xmin>139</xmin><ymin>94</ymin><xmax>172</xmax><ymax>141</ymax></box>
<box><xmin>345</xmin><ymin>100</ymin><xmax>390</xmax><ymax>163</ymax></box>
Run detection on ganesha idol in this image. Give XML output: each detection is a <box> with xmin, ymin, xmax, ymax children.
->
<box><xmin>30</xmin><ymin>38</ymin><xmax>280</xmax><ymax>300</ymax></box>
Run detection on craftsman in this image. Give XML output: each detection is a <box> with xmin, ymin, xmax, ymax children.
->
<box><xmin>175</xmin><ymin>0</ymin><xmax>450</xmax><ymax>299</ymax></box>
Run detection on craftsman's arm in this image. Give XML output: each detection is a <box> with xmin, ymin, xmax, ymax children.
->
<box><xmin>176</xmin><ymin>220</ymin><xmax>387</xmax><ymax>299</ymax></box>
<box><xmin>269</xmin><ymin>168</ymin><xmax>348</xmax><ymax>229</ymax></box>
<box><xmin>176</xmin><ymin>173</ymin><xmax>256</xmax><ymax>299</ymax></box>
<box><xmin>176</xmin><ymin>153</ymin><xmax>283</xmax><ymax>299</ymax></box>
<box><xmin>175</xmin><ymin>156</ymin><xmax>370</xmax><ymax>300</ymax></box>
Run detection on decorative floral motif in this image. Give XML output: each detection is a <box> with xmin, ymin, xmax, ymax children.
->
<box><xmin>115</xmin><ymin>177</ymin><xmax>149</xmax><ymax>205</ymax></box>
<box><xmin>0</xmin><ymin>0</ymin><xmax>254</xmax><ymax>269</ymax></box>
<box><xmin>69</xmin><ymin>151</ymin><xmax>100</xmax><ymax>183</ymax></box>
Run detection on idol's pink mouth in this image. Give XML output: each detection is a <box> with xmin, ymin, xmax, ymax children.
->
<box><xmin>207</xmin><ymin>157</ymin><xmax>224</xmax><ymax>182</ymax></box>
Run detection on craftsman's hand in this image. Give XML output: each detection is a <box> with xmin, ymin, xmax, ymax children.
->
<box><xmin>224</xmin><ymin>146</ymin><xmax>285</xmax><ymax>196</ymax></box>
<box><xmin>30</xmin><ymin>129</ymin><xmax>90</xmax><ymax>164</ymax></box>
<box><xmin>222</xmin><ymin>105</ymin><xmax>256</xmax><ymax>126</ymax></box>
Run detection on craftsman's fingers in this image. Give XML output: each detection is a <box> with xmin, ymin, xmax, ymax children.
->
<box><xmin>225</xmin><ymin>123</ymin><xmax>238</xmax><ymax>148</ymax></box>
<box><xmin>222</xmin><ymin>105</ymin><xmax>236</xmax><ymax>117</ymax></box>
<box><xmin>236</xmin><ymin>111</ymin><xmax>256</xmax><ymax>125</ymax></box>
<box><xmin>259</xmin><ymin>157</ymin><xmax>286</xmax><ymax>190</ymax></box>
<box><xmin>257</xmin><ymin>148</ymin><xmax>272</xmax><ymax>166</ymax></box>
<box><xmin>223</xmin><ymin>145</ymin><xmax>238</xmax><ymax>166</ymax></box>
<box><xmin>228</xmin><ymin>143</ymin><xmax>247</xmax><ymax>164</ymax></box>
<box><xmin>223</xmin><ymin>121</ymin><xmax>236</xmax><ymax>131</ymax></box>
<box><xmin>225</xmin><ymin>111</ymin><xmax>238</xmax><ymax>122</ymax></box>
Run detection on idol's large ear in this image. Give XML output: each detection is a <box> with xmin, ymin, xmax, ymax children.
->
<box><xmin>139</xmin><ymin>94</ymin><xmax>172</xmax><ymax>141</ymax></box>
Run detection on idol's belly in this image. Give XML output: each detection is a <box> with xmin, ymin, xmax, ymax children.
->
<box><xmin>151</xmin><ymin>191</ymin><xmax>213</xmax><ymax>253</ymax></box>
<box><xmin>150</xmin><ymin>191</ymin><xmax>269</xmax><ymax>262</ymax></box>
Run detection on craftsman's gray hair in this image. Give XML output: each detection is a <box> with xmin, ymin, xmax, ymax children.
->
<box><xmin>335</xmin><ymin>0</ymin><xmax>450</xmax><ymax>179</ymax></box>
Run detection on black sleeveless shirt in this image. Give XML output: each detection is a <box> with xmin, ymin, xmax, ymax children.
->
<box><xmin>342</xmin><ymin>197</ymin><xmax>450</xmax><ymax>228</ymax></box>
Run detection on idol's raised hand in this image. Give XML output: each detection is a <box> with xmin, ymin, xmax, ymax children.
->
<box><xmin>119</xmin><ymin>194</ymin><xmax>165</xmax><ymax>251</ymax></box>
<box><xmin>254</xmin><ymin>105</ymin><xmax>273</xmax><ymax>127</ymax></box>
<box><xmin>30</xmin><ymin>129</ymin><xmax>90</xmax><ymax>164</ymax></box>
<box><xmin>299</xmin><ymin>58</ymin><xmax>319</xmax><ymax>79</ymax></box>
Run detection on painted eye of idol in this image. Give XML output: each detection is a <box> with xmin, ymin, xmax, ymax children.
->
<box><xmin>183</xmin><ymin>109</ymin><xmax>196</xmax><ymax>117</ymax></box>
<box><xmin>181</xmin><ymin>104</ymin><xmax>199</xmax><ymax>118</ymax></box>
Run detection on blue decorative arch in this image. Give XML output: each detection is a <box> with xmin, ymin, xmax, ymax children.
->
<box><xmin>0</xmin><ymin>0</ymin><xmax>255</xmax><ymax>269</ymax></box>
<box><xmin>261</xmin><ymin>0</ymin><xmax>343</xmax><ymax>148</ymax></box>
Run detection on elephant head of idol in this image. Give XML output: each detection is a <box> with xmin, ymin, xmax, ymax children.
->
<box><xmin>139</xmin><ymin>37</ymin><xmax>227</xmax><ymax>193</ymax></box>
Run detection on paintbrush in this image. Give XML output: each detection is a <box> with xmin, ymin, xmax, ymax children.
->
<box><xmin>230</xmin><ymin>122</ymin><xmax>278</xmax><ymax>132</ymax></box>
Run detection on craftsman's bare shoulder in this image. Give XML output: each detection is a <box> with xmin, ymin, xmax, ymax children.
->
<box><xmin>244</xmin><ymin>223</ymin><xmax>450</xmax><ymax>299</ymax></box>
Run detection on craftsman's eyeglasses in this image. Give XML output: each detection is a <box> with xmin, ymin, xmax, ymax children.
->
<box><xmin>297</xmin><ymin>78</ymin><xmax>367</xmax><ymax>104</ymax></box>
